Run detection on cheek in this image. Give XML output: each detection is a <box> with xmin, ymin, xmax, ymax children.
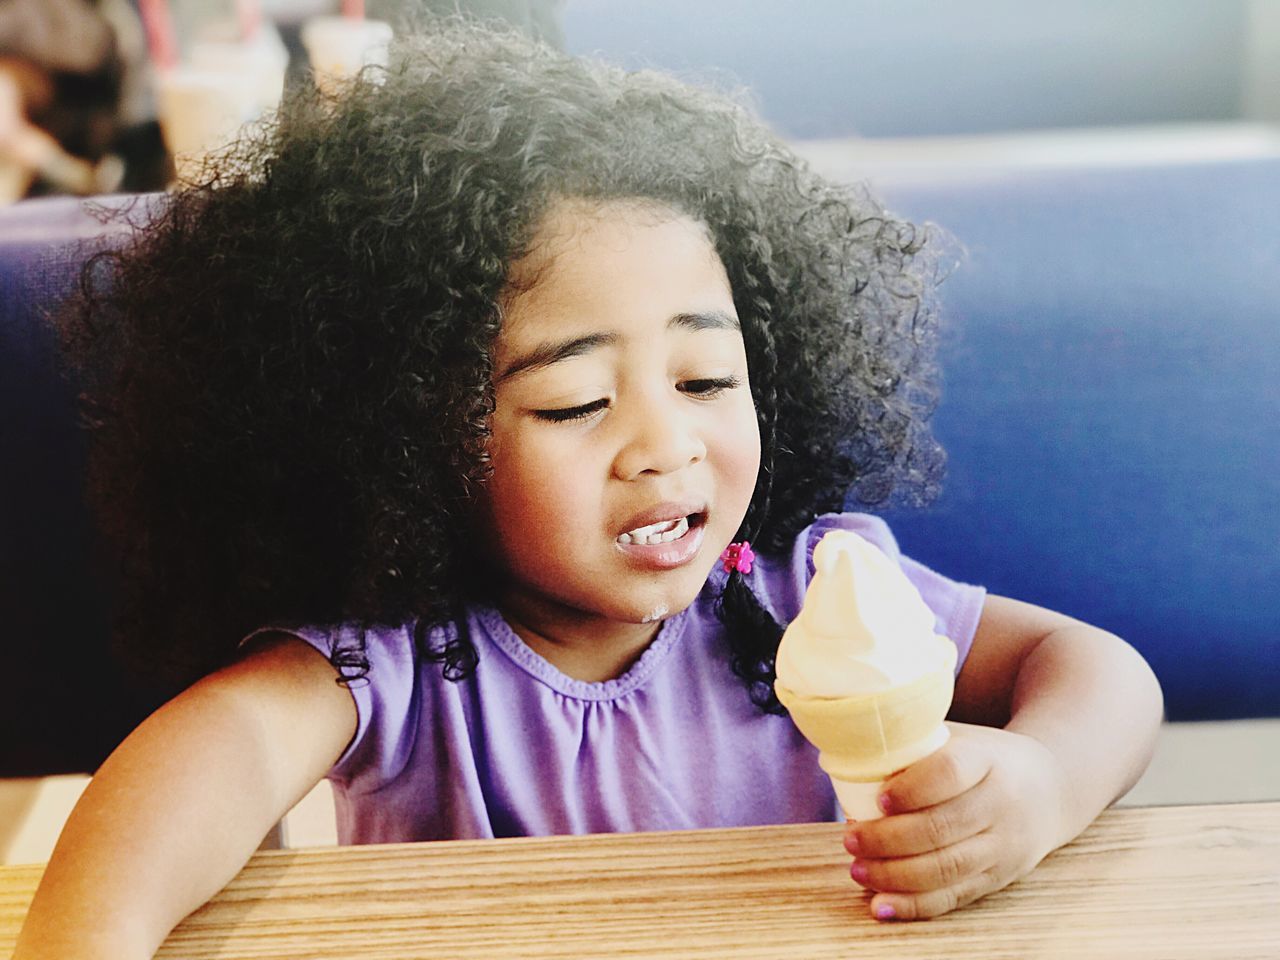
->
<box><xmin>725</xmin><ymin>438</ymin><xmax>762</xmax><ymax>504</ymax></box>
<box><xmin>714</xmin><ymin>399</ymin><xmax>763</xmax><ymax>502</ymax></box>
<box><xmin>487</xmin><ymin>428</ymin><xmax>585</xmax><ymax>534</ymax></box>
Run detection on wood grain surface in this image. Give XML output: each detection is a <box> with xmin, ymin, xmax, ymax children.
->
<box><xmin>2</xmin><ymin>802</ymin><xmax>1276</xmax><ymax>959</ymax></box>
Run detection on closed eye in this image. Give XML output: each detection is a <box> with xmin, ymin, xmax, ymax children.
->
<box><xmin>532</xmin><ymin>376</ymin><xmax>742</xmax><ymax>423</ymax></box>
<box><xmin>679</xmin><ymin>375</ymin><xmax>742</xmax><ymax>398</ymax></box>
<box><xmin>533</xmin><ymin>398</ymin><xmax>610</xmax><ymax>423</ymax></box>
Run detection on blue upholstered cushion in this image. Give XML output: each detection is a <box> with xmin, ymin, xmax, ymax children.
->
<box><xmin>1</xmin><ymin>195</ymin><xmax>167</xmax><ymax>775</ymax></box>
<box><xmin>875</xmin><ymin>161</ymin><xmax>1280</xmax><ymax>720</ymax></box>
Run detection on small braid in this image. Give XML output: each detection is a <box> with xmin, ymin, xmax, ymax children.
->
<box><xmin>717</xmin><ymin>549</ymin><xmax>787</xmax><ymax>715</ymax></box>
<box><xmin>714</xmin><ymin>295</ymin><xmax>788</xmax><ymax>715</ymax></box>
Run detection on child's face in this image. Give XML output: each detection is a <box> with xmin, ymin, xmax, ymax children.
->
<box><xmin>482</xmin><ymin>199</ymin><xmax>761</xmax><ymax>635</ymax></box>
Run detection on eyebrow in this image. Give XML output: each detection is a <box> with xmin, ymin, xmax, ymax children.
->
<box><xmin>669</xmin><ymin>309</ymin><xmax>740</xmax><ymax>334</ymax></box>
<box><xmin>496</xmin><ymin>310</ymin><xmax>740</xmax><ymax>383</ymax></box>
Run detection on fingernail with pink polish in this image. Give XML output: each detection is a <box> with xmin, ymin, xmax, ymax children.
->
<box><xmin>878</xmin><ymin>793</ymin><xmax>893</xmax><ymax>814</ymax></box>
<box><xmin>850</xmin><ymin>862</ymin><xmax>869</xmax><ymax>885</ymax></box>
<box><xmin>875</xmin><ymin>903</ymin><xmax>897</xmax><ymax>921</ymax></box>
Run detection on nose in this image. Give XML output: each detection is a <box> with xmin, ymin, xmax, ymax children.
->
<box><xmin>611</xmin><ymin>393</ymin><xmax>707</xmax><ymax>481</ymax></box>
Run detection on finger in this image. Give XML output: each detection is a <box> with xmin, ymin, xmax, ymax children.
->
<box><xmin>845</xmin><ymin>786</ymin><xmax>991</xmax><ymax>859</ymax></box>
<box><xmin>867</xmin><ymin>867</ymin><xmax>1003</xmax><ymax>922</ymax></box>
<box><xmin>879</xmin><ymin>730</ymin><xmax>991</xmax><ymax>814</ymax></box>
<box><xmin>850</xmin><ymin>829</ymin><xmax>999</xmax><ymax>894</ymax></box>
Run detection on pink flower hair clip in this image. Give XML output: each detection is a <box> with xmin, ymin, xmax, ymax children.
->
<box><xmin>721</xmin><ymin>541</ymin><xmax>755</xmax><ymax>575</ymax></box>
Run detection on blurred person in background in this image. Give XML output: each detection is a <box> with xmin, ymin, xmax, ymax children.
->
<box><xmin>0</xmin><ymin>0</ymin><xmax>561</xmax><ymax>202</ymax></box>
<box><xmin>0</xmin><ymin>0</ymin><xmax>171</xmax><ymax>202</ymax></box>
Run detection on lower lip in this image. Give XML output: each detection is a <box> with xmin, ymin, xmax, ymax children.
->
<box><xmin>615</xmin><ymin>521</ymin><xmax>706</xmax><ymax>570</ymax></box>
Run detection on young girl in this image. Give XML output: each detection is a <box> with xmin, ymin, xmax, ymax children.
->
<box><xmin>15</xmin><ymin>19</ymin><xmax>1162</xmax><ymax>958</ymax></box>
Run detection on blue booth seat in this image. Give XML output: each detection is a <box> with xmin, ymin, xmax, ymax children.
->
<box><xmin>2</xmin><ymin>194</ymin><xmax>170</xmax><ymax>776</ymax></box>
<box><xmin>2</xmin><ymin>161</ymin><xmax>1277</xmax><ymax>775</ymax></box>
<box><xmin>873</xmin><ymin>160</ymin><xmax>1280</xmax><ymax>721</ymax></box>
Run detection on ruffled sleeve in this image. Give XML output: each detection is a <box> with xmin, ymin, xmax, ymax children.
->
<box><xmin>241</xmin><ymin>621</ymin><xmax>421</xmax><ymax>791</ymax></box>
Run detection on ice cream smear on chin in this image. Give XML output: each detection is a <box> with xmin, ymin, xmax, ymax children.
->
<box><xmin>774</xmin><ymin>530</ymin><xmax>958</xmax><ymax>820</ymax></box>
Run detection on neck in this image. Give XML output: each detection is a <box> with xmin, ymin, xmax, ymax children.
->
<box><xmin>498</xmin><ymin>597</ymin><xmax>663</xmax><ymax>683</ymax></box>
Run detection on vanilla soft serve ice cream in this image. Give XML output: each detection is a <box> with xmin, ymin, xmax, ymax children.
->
<box><xmin>775</xmin><ymin>530</ymin><xmax>957</xmax><ymax>819</ymax></box>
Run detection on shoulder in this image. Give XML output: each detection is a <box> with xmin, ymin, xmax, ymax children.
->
<box><xmin>220</xmin><ymin>630</ymin><xmax>360</xmax><ymax>723</ymax></box>
<box><xmin>239</xmin><ymin>619</ymin><xmax>432</xmax><ymax>785</ymax></box>
<box><xmin>745</xmin><ymin>512</ymin><xmax>902</xmax><ymax>623</ymax></box>
<box><xmin>745</xmin><ymin>512</ymin><xmax>986</xmax><ymax>669</ymax></box>
<box><xmin>243</xmin><ymin>620</ymin><xmax>421</xmax><ymax>678</ymax></box>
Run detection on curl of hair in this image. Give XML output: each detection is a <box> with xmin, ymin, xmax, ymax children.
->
<box><xmin>60</xmin><ymin>18</ymin><xmax>946</xmax><ymax>703</ymax></box>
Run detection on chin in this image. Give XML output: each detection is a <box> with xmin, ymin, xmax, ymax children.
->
<box><xmin>626</xmin><ymin>558</ymin><xmax>720</xmax><ymax>624</ymax></box>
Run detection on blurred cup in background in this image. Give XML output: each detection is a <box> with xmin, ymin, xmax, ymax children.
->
<box><xmin>300</xmin><ymin>16</ymin><xmax>392</xmax><ymax>96</ymax></box>
<box><xmin>155</xmin><ymin>65</ymin><xmax>258</xmax><ymax>182</ymax></box>
<box><xmin>187</xmin><ymin>21</ymin><xmax>289</xmax><ymax>120</ymax></box>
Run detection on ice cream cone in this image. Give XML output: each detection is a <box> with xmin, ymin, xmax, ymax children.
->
<box><xmin>773</xmin><ymin>529</ymin><xmax>959</xmax><ymax>820</ymax></box>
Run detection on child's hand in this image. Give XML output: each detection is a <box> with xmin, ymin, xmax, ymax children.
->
<box><xmin>842</xmin><ymin>722</ymin><xmax>1072</xmax><ymax>921</ymax></box>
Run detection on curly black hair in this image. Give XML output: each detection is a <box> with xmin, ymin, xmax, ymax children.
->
<box><xmin>61</xmin><ymin>18</ymin><xmax>946</xmax><ymax>710</ymax></box>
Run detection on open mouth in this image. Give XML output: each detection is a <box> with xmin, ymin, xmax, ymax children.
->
<box><xmin>616</xmin><ymin>512</ymin><xmax>706</xmax><ymax>546</ymax></box>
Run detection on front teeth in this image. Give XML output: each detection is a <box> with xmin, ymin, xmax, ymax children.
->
<box><xmin>617</xmin><ymin>515</ymin><xmax>690</xmax><ymax>546</ymax></box>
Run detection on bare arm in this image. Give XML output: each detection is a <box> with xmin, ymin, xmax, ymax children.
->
<box><xmin>949</xmin><ymin>594</ymin><xmax>1165</xmax><ymax>838</ymax></box>
<box><xmin>12</xmin><ymin>636</ymin><xmax>357</xmax><ymax>960</ymax></box>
